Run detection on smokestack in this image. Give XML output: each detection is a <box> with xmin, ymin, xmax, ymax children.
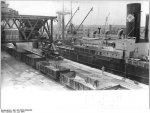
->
<box><xmin>126</xmin><ymin>3</ymin><xmax>141</xmax><ymax>43</ymax></box>
<box><xmin>145</xmin><ymin>14</ymin><xmax>149</xmax><ymax>42</ymax></box>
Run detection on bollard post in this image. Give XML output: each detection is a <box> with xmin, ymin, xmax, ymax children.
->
<box><xmin>101</xmin><ymin>66</ymin><xmax>105</xmax><ymax>75</ymax></box>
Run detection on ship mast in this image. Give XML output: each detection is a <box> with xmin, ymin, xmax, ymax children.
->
<box><xmin>104</xmin><ymin>12</ymin><xmax>110</xmax><ymax>33</ymax></box>
<box><xmin>70</xmin><ymin>1</ymin><xmax>72</xmax><ymax>33</ymax></box>
<box><xmin>62</xmin><ymin>0</ymin><xmax>65</xmax><ymax>42</ymax></box>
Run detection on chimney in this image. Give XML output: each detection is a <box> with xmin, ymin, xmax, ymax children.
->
<box><xmin>126</xmin><ymin>3</ymin><xmax>141</xmax><ymax>43</ymax></box>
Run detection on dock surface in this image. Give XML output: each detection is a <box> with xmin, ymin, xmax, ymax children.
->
<box><xmin>1</xmin><ymin>51</ymin><xmax>149</xmax><ymax>111</ymax></box>
<box><xmin>1</xmin><ymin>51</ymin><xmax>70</xmax><ymax>91</ymax></box>
<box><xmin>1</xmin><ymin>49</ymin><xmax>148</xmax><ymax>91</ymax></box>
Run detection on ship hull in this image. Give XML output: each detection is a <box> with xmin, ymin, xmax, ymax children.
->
<box><xmin>57</xmin><ymin>46</ymin><xmax>149</xmax><ymax>85</ymax></box>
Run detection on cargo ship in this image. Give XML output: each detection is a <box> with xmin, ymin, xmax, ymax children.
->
<box><xmin>56</xmin><ymin>3</ymin><xmax>149</xmax><ymax>85</ymax></box>
<box><xmin>1</xmin><ymin>1</ymin><xmax>149</xmax><ymax>88</ymax></box>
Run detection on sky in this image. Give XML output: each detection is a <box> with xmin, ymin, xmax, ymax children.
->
<box><xmin>7</xmin><ymin>0</ymin><xmax>149</xmax><ymax>26</ymax></box>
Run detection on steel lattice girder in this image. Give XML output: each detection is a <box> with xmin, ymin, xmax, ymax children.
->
<box><xmin>2</xmin><ymin>14</ymin><xmax>57</xmax><ymax>42</ymax></box>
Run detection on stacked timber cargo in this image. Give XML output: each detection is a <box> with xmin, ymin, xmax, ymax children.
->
<box><xmin>60</xmin><ymin>71</ymin><xmax>95</xmax><ymax>90</ymax></box>
<box><xmin>36</xmin><ymin>61</ymin><xmax>70</xmax><ymax>80</ymax></box>
<box><xmin>24</xmin><ymin>54</ymin><xmax>45</xmax><ymax>68</ymax></box>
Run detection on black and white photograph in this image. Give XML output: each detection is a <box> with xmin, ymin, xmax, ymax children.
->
<box><xmin>1</xmin><ymin>0</ymin><xmax>149</xmax><ymax>113</ymax></box>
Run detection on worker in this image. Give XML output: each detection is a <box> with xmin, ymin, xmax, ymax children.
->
<box><xmin>117</xmin><ymin>28</ymin><xmax>125</xmax><ymax>39</ymax></box>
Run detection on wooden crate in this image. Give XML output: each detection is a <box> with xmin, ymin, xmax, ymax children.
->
<box><xmin>45</xmin><ymin>66</ymin><xmax>60</xmax><ymax>80</ymax></box>
<box><xmin>60</xmin><ymin>71</ymin><xmax>96</xmax><ymax>90</ymax></box>
<box><xmin>36</xmin><ymin>61</ymin><xmax>51</xmax><ymax>73</ymax></box>
<box><xmin>40</xmin><ymin>64</ymin><xmax>47</xmax><ymax>73</ymax></box>
<box><xmin>22</xmin><ymin>53</ymin><xmax>32</xmax><ymax>63</ymax></box>
<box><xmin>60</xmin><ymin>71</ymin><xmax>94</xmax><ymax>90</ymax></box>
<box><xmin>46</xmin><ymin>65</ymin><xmax>70</xmax><ymax>80</ymax></box>
<box><xmin>24</xmin><ymin>54</ymin><xmax>45</xmax><ymax>68</ymax></box>
<box><xmin>60</xmin><ymin>74</ymin><xmax>68</xmax><ymax>85</ymax></box>
<box><xmin>74</xmin><ymin>80</ymin><xmax>94</xmax><ymax>90</ymax></box>
<box><xmin>15</xmin><ymin>49</ymin><xmax>31</xmax><ymax>61</ymax></box>
<box><xmin>7</xmin><ymin>47</ymin><xmax>16</xmax><ymax>56</ymax></box>
<box><xmin>60</xmin><ymin>71</ymin><xmax>76</xmax><ymax>87</ymax></box>
<box><xmin>78</xmin><ymin>82</ymin><xmax>84</xmax><ymax>90</ymax></box>
<box><xmin>69</xmin><ymin>79</ymin><xmax>76</xmax><ymax>89</ymax></box>
<box><xmin>74</xmin><ymin>81</ymin><xmax>79</xmax><ymax>90</ymax></box>
<box><xmin>1</xmin><ymin>45</ymin><xmax>9</xmax><ymax>51</ymax></box>
<box><xmin>85</xmin><ymin>77</ymin><xmax>98</xmax><ymax>86</ymax></box>
<box><xmin>36</xmin><ymin>61</ymin><xmax>70</xmax><ymax>80</ymax></box>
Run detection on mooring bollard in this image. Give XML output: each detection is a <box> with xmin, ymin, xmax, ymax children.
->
<box><xmin>101</xmin><ymin>66</ymin><xmax>105</xmax><ymax>75</ymax></box>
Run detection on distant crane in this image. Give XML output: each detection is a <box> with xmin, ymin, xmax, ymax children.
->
<box><xmin>104</xmin><ymin>12</ymin><xmax>110</xmax><ymax>33</ymax></box>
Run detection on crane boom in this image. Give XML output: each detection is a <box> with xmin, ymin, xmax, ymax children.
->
<box><xmin>65</xmin><ymin>7</ymin><xmax>80</xmax><ymax>30</ymax></box>
<box><xmin>75</xmin><ymin>7</ymin><xmax>93</xmax><ymax>32</ymax></box>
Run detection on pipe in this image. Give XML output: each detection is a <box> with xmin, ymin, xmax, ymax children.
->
<box><xmin>145</xmin><ymin>14</ymin><xmax>149</xmax><ymax>42</ymax></box>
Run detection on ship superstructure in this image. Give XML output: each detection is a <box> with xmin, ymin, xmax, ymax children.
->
<box><xmin>56</xmin><ymin>3</ymin><xmax>149</xmax><ymax>85</ymax></box>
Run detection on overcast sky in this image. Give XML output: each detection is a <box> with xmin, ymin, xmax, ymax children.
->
<box><xmin>8</xmin><ymin>0</ymin><xmax>149</xmax><ymax>26</ymax></box>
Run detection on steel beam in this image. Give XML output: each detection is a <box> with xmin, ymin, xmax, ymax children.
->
<box><xmin>1</xmin><ymin>14</ymin><xmax>56</xmax><ymax>42</ymax></box>
<box><xmin>27</xmin><ymin>19</ymin><xmax>39</xmax><ymax>40</ymax></box>
<box><xmin>50</xmin><ymin>19</ymin><xmax>53</xmax><ymax>43</ymax></box>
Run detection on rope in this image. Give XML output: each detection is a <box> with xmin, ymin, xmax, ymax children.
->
<box><xmin>126</xmin><ymin>26</ymin><xmax>134</xmax><ymax>38</ymax></box>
